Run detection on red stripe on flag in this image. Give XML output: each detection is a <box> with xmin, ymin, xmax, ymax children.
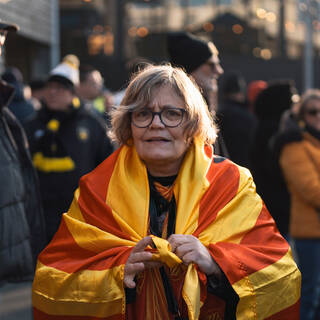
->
<box><xmin>238</xmin><ymin>205</ymin><xmax>289</xmax><ymax>273</ymax></box>
<box><xmin>208</xmin><ymin>206</ymin><xmax>289</xmax><ymax>284</ymax></box>
<box><xmin>204</xmin><ymin>144</ymin><xmax>213</xmax><ymax>158</ymax></box>
<box><xmin>38</xmin><ymin>218</ymin><xmax>131</xmax><ymax>273</ymax></box>
<box><xmin>83</xmin><ymin>148</ymin><xmax>121</xmax><ymax>200</ymax></box>
<box><xmin>194</xmin><ymin>159</ymin><xmax>239</xmax><ymax>237</ymax></box>
<box><xmin>264</xmin><ymin>299</ymin><xmax>300</xmax><ymax>320</ymax></box>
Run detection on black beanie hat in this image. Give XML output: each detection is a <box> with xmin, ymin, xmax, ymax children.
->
<box><xmin>167</xmin><ymin>32</ymin><xmax>217</xmax><ymax>74</ymax></box>
<box><xmin>254</xmin><ymin>80</ymin><xmax>296</xmax><ymax>119</ymax></box>
<box><xmin>220</xmin><ymin>71</ymin><xmax>246</xmax><ymax>96</ymax></box>
<box><xmin>47</xmin><ymin>75</ymin><xmax>74</xmax><ymax>91</ymax></box>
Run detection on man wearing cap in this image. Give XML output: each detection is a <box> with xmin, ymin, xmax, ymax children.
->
<box><xmin>24</xmin><ymin>55</ymin><xmax>114</xmax><ymax>243</ymax></box>
<box><xmin>0</xmin><ymin>21</ymin><xmax>46</xmax><ymax>320</ymax></box>
<box><xmin>167</xmin><ymin>32</ymin><xmax>228</xmax><ymax>157</ymax></box>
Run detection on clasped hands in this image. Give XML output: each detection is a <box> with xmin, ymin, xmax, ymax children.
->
<box><xmin>124</xmin><ymin>234</ymin><xmax>220</xmax><ymax>289</ymax></box>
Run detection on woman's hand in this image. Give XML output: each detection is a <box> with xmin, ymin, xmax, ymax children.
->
<box><xmin>168</xmin><ymin>234</ymin><xmax>221</xmax><ymax>277</ymax></box>
<box><xmin>124</xmin><ymin>236</ymin><xmax>161</xmax><ymax>289</ymax></box>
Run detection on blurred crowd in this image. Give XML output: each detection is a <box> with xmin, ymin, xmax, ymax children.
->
<box><xmin>0</xmin><ymin>22</ymin><xmax>319</xmax><ymax>320</ymax></box>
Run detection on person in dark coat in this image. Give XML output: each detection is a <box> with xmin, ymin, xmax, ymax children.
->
<box><xmin>0</xmin><ymin>21</ymin><xmax>46</xmax><ymax>320</ymax></box>
<box><xmin>251</xmin><ymin>80</ymin><xmax>297</xmax><ymax>238</ymax></box>
<box><xmin>1</xmin><ymin>67</ymin><xmax>35</xmax><ymax>122</ymax></box>
<box><xmin>29</xmin><ymin>78</ymin><xmax>46</xmax><ymax>110</ymax></box>
<box><xmin>24</xmin><ymin>55</ymin><xmax>114</xmax><ymax>243</ymax></box>
<box><xmin>166</xmin><ymin>32</ymin><xmax>229</xmax><ymax>158</ymax></box>
<box><xmin>218</xmin><ymin>71</ymin><xmax>257</xmax><ymax>168</ymax></box>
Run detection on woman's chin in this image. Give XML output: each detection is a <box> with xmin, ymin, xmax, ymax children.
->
<box><xmin>143</xmin><ymin>154</ymin><xmax>171</xmax><ymax>165</ymax></box>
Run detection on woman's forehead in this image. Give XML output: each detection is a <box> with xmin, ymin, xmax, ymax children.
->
<box><xmin>145</xmin><ymin>85</ymin><xmax>185</xmax><ymax>108</ymax></box>
<box><xmin>305</xmin><ymin>98</ymin><xmax>320</xmax><ymax>107</ymax></box>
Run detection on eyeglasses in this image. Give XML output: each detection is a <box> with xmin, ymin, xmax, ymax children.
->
<box><xmin>305</xmin><ymin>108</ymin><xmax>320</xmax><ymax>117</ymax></box>
<box><xmin>131</xmin><ymin>108</ymin><xmax>186</xmax><ymax>128</ymax></box>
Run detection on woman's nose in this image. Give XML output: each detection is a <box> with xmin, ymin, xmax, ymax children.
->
<box><xmin>215</xmin><ymin>63</ymin><xmax>224</xmax><ymax>77</ymax></box>
<box><xmin>150</xmin><ymin>113</ymin><xmax>164</xmax><ymax>127</ymax></box>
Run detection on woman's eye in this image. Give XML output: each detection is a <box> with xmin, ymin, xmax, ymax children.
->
<box><xmin>165</xmin><ymin>109</ymin><xmax>181</xmax><ymax>118</ymax></box>
<box><xmin>135</xmin><ymin>110</ymin><xmax>150</xmax><ymax>118</ymax></box>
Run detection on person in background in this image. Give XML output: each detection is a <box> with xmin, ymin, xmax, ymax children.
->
<box><xmin>251</xmin><ymin>79</ymin><xmax>297</xmax><ymax>239</ymax></box>
<box><xmin>246</xmin><ymin>80</ymin><xmax>267</xmax><ymax>113</ymax></box>
<box><xmin>218</xmin><ymin>71</ymin><xmax>257</xmax><ymax>169</ymax></box>
<box><xmin>1</xmin><ymin>66</ymin><xmax>35</xmax><ymax>122</ymax></box>
<box><xmin>24</xmin><ymin>55</ymin><xmax>114</xmax><ymax>243</ymax></box>
<box><xmin>113</xmin><ymin>57</ymin><xmax>152</xmax><ymax>107</ymax></box>
<box><xmin>77</xmin><ymin>65</ymin><xmax>114</xmax><ymax>120</ymax></box>
<box><xmin>167</xmin><ymin>31</ymin><xmax>228</xmax><ymax>157</ymax></box>
<box><xmin>29</xmin><ymin>78</ymin><xmax>46</xmax><ymax>110</ymax></box>
<box><xmin>278</xmin><ymin>89</ymin><xmax>320</xmax><ymax>320</ymax></box>
<box><xmin>277</xmin><ymin>92</ymin><xmax>301</xmax><ymax>133</ymax></box>
<box><xmin>0</xmin><ymin>20</ymin><xmax>46</xmax><ymax>320</ymax></box>
<box><xmin>33</xmin><ymin>65</ymin><xmax>300</xmax><ymax>320</ymax></box>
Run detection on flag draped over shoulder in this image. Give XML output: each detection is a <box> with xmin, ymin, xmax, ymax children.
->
<box><xmin>32</xmin><ymin>138</ymin><xmax>301</xmax><ymax>320</ymax></box>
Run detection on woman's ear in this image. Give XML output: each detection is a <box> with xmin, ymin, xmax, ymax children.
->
<box><xmin>185</xmin><ymin>136</ymin><xmax>193</xmax><ymax>146</ymax></box>
<box><xmin>127</xmin><ymin>137</ymin><xmax>134</xmax><ymax>146</ymax></box>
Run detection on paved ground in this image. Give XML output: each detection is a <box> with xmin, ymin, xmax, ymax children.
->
<box><xmin>0</xmin><ymin>282</ymin><xmax>33</xmax><ymax>320</ymax></box>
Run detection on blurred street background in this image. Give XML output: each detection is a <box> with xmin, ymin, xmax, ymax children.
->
<box><xmin>1</xmin><ymin>0</ymin><xmax>320</xmax><ymax>93</ymax></box>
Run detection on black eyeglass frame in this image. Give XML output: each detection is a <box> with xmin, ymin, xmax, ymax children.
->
<box><xmin>131</xmin><ymin>108</ymin><xmax>186</xmax><ymax>128</ymax></box>
<box><xmin>305</xmin><ymin>108</ymin><xmax>320</xmax><ymax>117</ymax></box>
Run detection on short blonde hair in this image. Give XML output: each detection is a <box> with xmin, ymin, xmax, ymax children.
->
<box><xmin>109</xmin><ymin>64</ymin><xmax>218</xmax><ymax>145</ymax></box>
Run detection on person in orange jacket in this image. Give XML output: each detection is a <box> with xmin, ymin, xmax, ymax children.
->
<box><xmin>279</xmin><ymin>89</ymin><xmax>320</xmax><ymax>320</ymax></box>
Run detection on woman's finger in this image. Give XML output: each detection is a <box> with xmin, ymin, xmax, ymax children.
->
<box><xmin>124</xmin><ymin>274</ymin><xmax>136</xmax><ymax>289</ymax></box>
<box><xmin>128</xmin><ymin>251</ymin><xmax>153</xmax><ymax>264</ymax></box>
<box><xmin>168</xmin><ymin>235</ymin><xmax>183</xmax><ymax>252</ymax></box>
<box><xmin>175</xmin><ymin>243</ymin><xmax>194</xmax><ymax>258</ymax></box>
<box><xmin>180</xmin><ymin>251</ymin><xmax>195</xmax><ymax>266</ymax></box>
<box><xmin>124</xmin><ymin>261</ymin><xmax>145</xmax><ymax>288</ymax></box>
<box><xmin>132</xmin><ymin>236</ymin><xmax>153</xmax><ymax>253</ymax></box>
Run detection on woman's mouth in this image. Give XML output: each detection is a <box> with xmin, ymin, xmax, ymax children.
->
<box><xmin>146</xmin><ymin>138</ymin><xmax>170</xmax><ymax>142</ymax></box>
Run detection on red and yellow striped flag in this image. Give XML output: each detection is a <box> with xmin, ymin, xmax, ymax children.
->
<box><xmin>32</xmin><ymin>138</ymin><xmax>300</xmax><ymax>319</ymax></box>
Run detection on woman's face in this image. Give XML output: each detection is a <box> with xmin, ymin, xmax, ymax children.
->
<box><xmin>44</xmin><ymin>82</ymin><xmax>74</xmax><ymax>111</ymax></box>
<box><xmin>304</xmin><ymin>98</ymin><xmax>320</xmax><ymax>131</ymax></box>
<box><xmin>131</xmin><ymin>85</ymin><xmax>190</xmax><ymax>177</ymax></box>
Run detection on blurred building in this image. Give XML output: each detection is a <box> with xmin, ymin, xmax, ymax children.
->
<box><xmin>127</xmin><ymin>0</ymin><xmax>320</xmax><ymax>91</ymax></box>
<box><xmin>58</xmin><ymin>0</ymin><xmax>320</xmax><ymax>92</ymax></box>
<box><xmin>128</xmin><ymin>0</ymin><xmax>316</xmax><ymax>59</ymax></box>
<box><xmin>0</xmin><ymin>0</ymin><xmax>59</xmax><ymax>81</ymax></box>
<box><xmin>60</xmin><ymin>0</ymin><xmax>130</xmax><ymax>91</ymax></box>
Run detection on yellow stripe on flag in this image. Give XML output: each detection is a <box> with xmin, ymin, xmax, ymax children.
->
<box><xmin>107</xmin><ymin>145</ymin><xmax>149</xmax><ymax>242</ymax></box>
<box><xmin>182</xmin><ymin>264</ymin><xmax>202</xmax><ymax>320</ymax></box>
<box><xmin>66</xmin><ymin>188</ymin><xmax>85</xmax><ymax>222</ymax></box>
<box><xmin>233</xmin><ymin>250</ymin><xmax>301</xmax><ymax>320</ymax></box>
<box><xmin>64</xmin><ymin>214</ymin><xmax>135</xmax><ymax>253</ymax></box>
<box><xmin>32</xmin><ymin>262</ymin><xmax>125</xmax><ymax>317</ymax></box>
<box><xmin>174</xmin><ymin>137</ymin><xmax>212</xmax><ymax>236</ymax></box>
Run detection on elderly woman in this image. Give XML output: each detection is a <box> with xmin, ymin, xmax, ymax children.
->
<box><xmin>32</xmin><ymin>65</ymin><xmax>300</xmax><ymax>320</ymax></box>
<box><xmin>278</xmin><ymin>89</ymin><xmax>320</xmax><ymax>320</ymax></box>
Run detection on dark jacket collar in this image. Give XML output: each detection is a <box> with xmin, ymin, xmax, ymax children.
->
<box><xmin>0</xmin><ymin>80</ymin><xmax>15</xmax><ymax>110</ymax></box>
<box><xmin>305</xmin><ymin>124</ymin><xmax>320</xmax><ymax>141</ymax></box>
